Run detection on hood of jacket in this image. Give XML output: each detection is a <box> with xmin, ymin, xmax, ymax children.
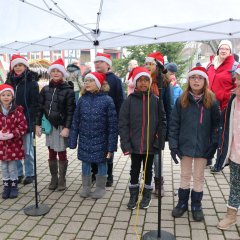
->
<box><xmin>6</xmin><ymin>69</ymin><xmax>41</xmax><ymax>83</ymax></box>
<box><xmin>49</xmin><ymin>80</ymin><xmax>74</xmax><ymax>90</ymax></box>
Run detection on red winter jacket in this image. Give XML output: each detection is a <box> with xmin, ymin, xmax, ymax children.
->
<box><xmin>0</xmin><ymin>105</ymin><xmax>27</xmax><ymax>161</ymax></box>
<box><xmin>208</xmin><ymin>55</ymin><xmax>238</xmax><ymax>110</ymax></box>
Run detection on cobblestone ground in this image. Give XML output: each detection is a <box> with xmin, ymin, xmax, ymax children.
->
<box><xmin>0</xmin><ymin>136</ymin><xmax>239</xmax><ymax>240</ymax></box>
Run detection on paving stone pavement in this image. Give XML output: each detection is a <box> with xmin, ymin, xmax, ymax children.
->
<box><xmin>0</xmin><ymin>136</ymin><xmax>240</xmax><ymax>240</ymax></box>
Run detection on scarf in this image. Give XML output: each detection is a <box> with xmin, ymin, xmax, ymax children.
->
<box><xmin>189</xmin><ymin>91</ymin><xmax>204</xmax><ymax>104</ymax></box>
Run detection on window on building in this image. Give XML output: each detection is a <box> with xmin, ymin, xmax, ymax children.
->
<box><xmin>81</xmin><ymin>50</ymin><xmax>90</xmax><ymax>64</ymax></box>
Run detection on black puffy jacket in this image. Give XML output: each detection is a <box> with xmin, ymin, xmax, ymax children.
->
<box><xmin>6</xmin><ymin>70</ymin><xmax>40</xmax><ymax>132</ymax></box>
<box><xmin>119</xmin><ymin>91</ymin><xmax>166</xmax><ymax>154</ymax></box>
<box><xmin>36</xmin><ymin>81</ymin><xmax>75</xmax><ymax>129</ymax></box>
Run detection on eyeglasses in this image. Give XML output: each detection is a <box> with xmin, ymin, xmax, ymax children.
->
<box><xmin>189</xmin><ymin>75</ymin><xmax>205</xmax><ymax>81</ymax></box>
<box><xmin>219</xmin><ymin>48</ymin><xmax>230</xmax><ymax>51</ymax></box>
<box><xmin>137</xmin><ymin>78</ymin><xmax>150</xmax><ymax>83</ymax></box>
<box><xmin>84</xmin><ymin>78</ymin><xmax>95</xmax><ymax>83</ymax></box>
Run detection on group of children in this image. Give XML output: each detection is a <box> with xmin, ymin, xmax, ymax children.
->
<box><xmin>0</xmin><ymin>52</ymin><xmax>239</xmax><ymax>230</ymax></box>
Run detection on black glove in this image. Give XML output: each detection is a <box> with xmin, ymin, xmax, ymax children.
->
<box><xmin>205</xmin><ymin>143</ymin><xmax>218</xmax><ymax>159</ymax></box>
<box><xmin>170</xmin><ymin>148</ymin><xmax>182</xmax><ymax>164</ymax></box>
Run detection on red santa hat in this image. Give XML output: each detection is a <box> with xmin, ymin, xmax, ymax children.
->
<box><xmin>218</xmin><ymin>39</ymin><xmax>232</xmax><ymax>53</ymax></box>
<box><xmin>128</xmin><ymin>67</ymin><xmax>151</xmax><ymax>87</ymax></box>
<box><xmin>10</xmin><ymin>54</ymin><xmax>29</xmax><ymax>70</ymax></box>
<box><xmin>187</xmin><ymin>66</ymin><xmax>209</xmax><ymax>84</ymax></box>
<box><xmin>145</xmin><ymin>52</ymin><xmax>165</xmax><ymax>66</ymax></box>
<box><xmin>47</xmin><ymin>58</ymin><xmax>69</xmax><ymax>78</ymax></box>
<box><xmin>84</xmin><ymin>72</ymin><xmax>106</xmax><ymax>89</ymax></box>
<box><xmin>0</xmin><ymin>84</ymin><xmax>14</xmax><ymax>96</ymax></box>
<box><xmin>94</xmin><ymin>52</ymin><xmax>112</xmax><ymax>66</ymax></box>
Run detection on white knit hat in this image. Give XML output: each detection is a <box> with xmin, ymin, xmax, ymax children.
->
<box><xmin>218</xmin><ymin>40</ymin><xmax>232</xmax><ymax>53</ymax></box>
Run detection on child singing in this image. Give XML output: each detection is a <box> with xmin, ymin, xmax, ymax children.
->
<box><xmin>35</xmin><ymin>58</ymin><xmax>75</xmax><ymax>191</ymax></box>
<box><xmin>0</xmin><ymin>84</ymin><xmax>27</xmax><ymax>199</ymax></box>
<box><xmin>169</xmin><ymin>66</ymin><xmax>220</xmax><ymax>221</ymax></box>
<box><xmin>119</xmin><ymin>66</ymin><xmax>166</xmax><ymax>210</ymax></box>
<box><xmin>69</xmin><ymin>72</ymin><xmax>118</xmax><ymax>199</ymax></box>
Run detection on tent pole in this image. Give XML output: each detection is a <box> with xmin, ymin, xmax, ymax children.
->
<box><xmin>142</xmin><ymin>62</ymin><xmax>175</xmax><ymax>240</ymax></box>
<box><xmin>24</xmin><ymin>131</ymin><xmax>50</xmax><ymax>216</ymax></box>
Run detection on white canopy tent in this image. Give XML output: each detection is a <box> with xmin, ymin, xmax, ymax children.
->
<box><xmin>0</xmin><ymin>0</ymin><xmax>240</xmax><ymax>54</ymax></box>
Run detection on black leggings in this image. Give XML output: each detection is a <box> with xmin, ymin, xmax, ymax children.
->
<box><xmin>130</xmin><ymin>154</ymin><xmax>154</xmax><ymax>186</ymax></box>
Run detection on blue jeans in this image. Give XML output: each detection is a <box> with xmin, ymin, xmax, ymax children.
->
<box><xmin>17</xmin><ymin>133</ymin><xmax>34</xmax><ymax>177</ymax></box>
<box><xmin>82</xmin><ymin>161</ymin><xmax>107</xmax><ymax>176</ymax></box>
<box><xmin>153</xmin><ymin>154</ymin><xmax>163</xmax><ymax>178</ymax></box>
<box><xmin>1</xmin><ymin>161</ymin><xmax>18</xmax><ymax>180</ymax></box>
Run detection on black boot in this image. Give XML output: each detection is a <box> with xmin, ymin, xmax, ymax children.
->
<box><xmin>140</xmin><ymin>188</ymin><xmax>152</xmax><ymax>209</ymax></box>
<box><xmin>172</xmin><ymin>188</ymin><xmax>190</xmax><ymax>218</ymax></box>
<box><xmin>91</xmin><ymin>163</ymin><xmax>98</xmax><ymax>183</ymax></box>
<box><xmin>127</xmin><ymin>186</ymin><xmax>139</xmax><ymax>210</ymax></box>
<box><xmin>191</xmin><ymin>190</ymin><xmax>204</xmax><ymax>221</ymax></box>
<box><xmin>106</xmin><ymin>163</ymin><xmax>113</xmax><ymax>187</ymax></box>
<box><xmin>18</xmin><ymin>175</ymin><xmax>24</xmax><ymax>184</ymax></box>
<box><xmin>9</xmin><ymin>180</ymin><xmax>18</xmax><ymax>199</ymax></box>
<box><xmin>2</xmin><ymin>180</ymin><xmax>11</xmax><ymax>199</ymax></box>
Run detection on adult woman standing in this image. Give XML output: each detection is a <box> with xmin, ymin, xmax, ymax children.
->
<box><xmin>207</xmin><ymin>40</ymin><xmax>239</xmax><ymax>173</ymax></box>
<box><xmin>208</xmin><ymin>40</ymin><xmax>238</xmax><ymax>111</ymax></box>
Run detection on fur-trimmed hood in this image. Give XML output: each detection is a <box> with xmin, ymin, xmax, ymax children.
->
<box><xmin>6</xmin><ymin>69</ymin><xmax>41</xmax><ymax>83</ymax></box>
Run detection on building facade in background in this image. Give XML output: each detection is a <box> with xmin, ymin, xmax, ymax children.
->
<box><xmin>0</xmin><ymin>48</ymin><xmax>121</xmax><ymax>81</ymax></box>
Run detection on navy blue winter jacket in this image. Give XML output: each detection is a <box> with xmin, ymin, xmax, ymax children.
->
<box><xmin>106</xmin><ymin>72</ymin><xmax>124</xmax><ymax>118</ymax></box>
<box><xmin>169</xmin><ymin>93</ymin><xmax>220</xmax><ymax>158</ymax></box>
<box><xmin>69</xmin><ymin>91</ymin><xmax>118</xmax><ymax>163</ymax></box>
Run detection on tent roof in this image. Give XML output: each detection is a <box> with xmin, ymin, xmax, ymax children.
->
<box><xmin>1</xmin><ymin>0</ymin><xmax>240</xmax><ymax>53</ymax></box>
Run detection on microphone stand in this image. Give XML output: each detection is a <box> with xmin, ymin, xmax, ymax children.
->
<box><xmin>24</xmin><ymin>130</ymin><xmax>50</xmax><ymax>216</ymax></box>
<box><xmin>142</xmin><ymin>62</ymin><xmax>175</xmax><ymax>240</ymax></box>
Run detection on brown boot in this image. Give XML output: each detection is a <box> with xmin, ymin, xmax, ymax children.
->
<box><xmin>48</xmin><ymin>160</ymin><xmax>58</xmax><ymax>190</ymax></box>
<box><xmin>57</xmin><ymin>161</ymin><xmax>68</xmax><ymax>191</ymax></box>
<box><xmin>217</xmin><ymin>205</ymin><xmax>237</xmax><ymax>230</ymax></box>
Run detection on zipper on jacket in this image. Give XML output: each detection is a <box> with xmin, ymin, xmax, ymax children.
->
<box><xmin>140</xmin><ymin>94</ymin><xmax>146</xmax><ymax>154</ymax></box>
<box><xmin>200</xmin><ymin>106</ymin><xmax>204</xmax><ymax>124</ymax></box>
<box><xmin>48</xmin><ymin>88</ymin><xmax>57</xmax><ymax>116</ymax></box>
<box><xmin>14</xmin><ymin>84</ymin><xmax>19</xmax><ymax>101</ymax></box>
